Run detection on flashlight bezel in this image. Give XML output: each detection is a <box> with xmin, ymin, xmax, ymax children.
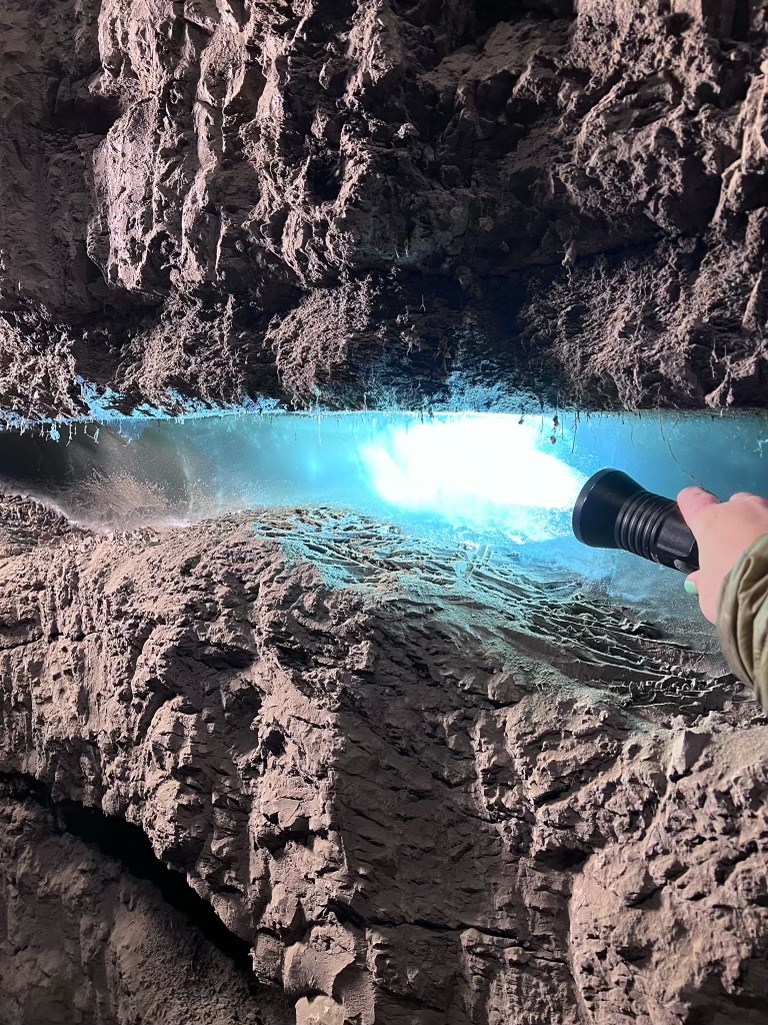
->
<box><xmin>572</xmin><ymin>468</ymin><xmax>643</xmax><ymax>550</ymax></box>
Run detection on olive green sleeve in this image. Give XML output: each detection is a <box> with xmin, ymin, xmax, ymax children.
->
<box><xmin>716</xmin><ymin>533</ymin><xmax>768</xmax><ymax>710</ymax></box>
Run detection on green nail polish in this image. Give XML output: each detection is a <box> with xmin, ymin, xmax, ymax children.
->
<box><xmin>684</xmin><ymin>580</ymin><xmax>698</xmax><ymax>596</ymax></box>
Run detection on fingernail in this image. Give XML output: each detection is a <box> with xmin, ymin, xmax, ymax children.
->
<box><xmin>684</xmin><ymin>580</ymin><xmax>698</xmax><ymax>596</ymax></box>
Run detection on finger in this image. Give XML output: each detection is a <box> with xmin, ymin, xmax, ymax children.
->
<box><xmin>684</xmin><ymin>571</ymin><xmax>699</xmax><ymax>596</ymax></box>
<box><xmin>677</xmin><ymin>486</ymin><xmax>720</xmax><ymax>526</ymax></box>
<box><xmin>730</xmin><ymin>491</ymin><xmax>762</xmax><ymax>504</ymax></box>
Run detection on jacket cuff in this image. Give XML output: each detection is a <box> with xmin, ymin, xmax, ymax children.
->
<box><xmin>716</xmin><ymin>533</ymin><xmax>768</xmax><ymax>710</ymax></box>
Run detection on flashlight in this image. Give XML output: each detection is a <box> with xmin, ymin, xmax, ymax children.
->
<box><xmin>572</xmin><ymin>468</ymin><xmax>699</xmax><ymax>573</ymax></box>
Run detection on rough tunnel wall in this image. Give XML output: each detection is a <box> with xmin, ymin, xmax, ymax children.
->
<box><xmin>0</xmin><ymin>497</ymin><xmax>765</xmax><ymax>1023</ymax></box>
<box><xmin>0</xmin><ymin>786</ymin><xmax>291</xmax><ymax>1025</ymax></box>
<box><xmin>1</xmin><ymin>0</ymin><xmax>768</xmax><ymax>416</ymax></box>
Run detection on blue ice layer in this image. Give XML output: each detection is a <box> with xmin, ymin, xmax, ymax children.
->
<box><xmin>19</xmin><ymin>410</ymin><xmax>768</xmax><ymax>621</ymax></box>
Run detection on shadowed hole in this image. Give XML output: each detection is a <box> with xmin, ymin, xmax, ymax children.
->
<box><xmin>0</xmin><ymin>774</ymin><xmax>254</xmax><ymax>978</ymax></box>
<box><xmin>474</xmin><ymin>0</ymin><xmax>574</xmax><ymax>35</ymax></box>
<box><xmin>732</xmin><ymin>0</ymin><xmax>752</xmax><ymax>39</ymax></box>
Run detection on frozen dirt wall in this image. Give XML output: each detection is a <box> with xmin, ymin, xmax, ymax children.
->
<box><xmin>1</xmin><ymin>0</ymin><xmax>768</xmax><ymax>416</ymax></box>
<box><xmin>1</xmin><ymin>1</ymin><xmax>768</xmax><ymax>1023</ymax></box>
<box><xmin>0</xmin><ymin>494</ymin><xmax>764</xmax><ymax>1025</ymax></box>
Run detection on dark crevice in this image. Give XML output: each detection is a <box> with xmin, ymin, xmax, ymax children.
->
<box><xmin>0</xmin><ymin>773</ymin><xmax>255</xmax><ymax>983</ymax></box>
<box><xmin>85</xmin><ymin>254</ymin><xmax>105</xmax><ymax>285</ymax></box>
<box><xmin>53</xmin><ymin>87</ymin><xmax>122</xmax><ymax>138</ymax></box>
<box><xmin>307</xmin><ymin>156</ymin><xmax>343</xmax><ymax>203</ymax></box>
<box><xmin>473</xmin><ymin>0</ymin><xmax>573</xmax><ymax>35</ymax></box>
<box><xmin>534</xmin><ymin>846</ymin><xmax>590</xmax><ymax>870</ymax></box>
<box><xmin>732</xmin><ymin>0</ymin><xmax>752</xmax><ymax>40</ymax></box>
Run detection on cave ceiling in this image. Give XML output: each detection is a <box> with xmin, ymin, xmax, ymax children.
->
<box><xmin>2</xmin><ymin>0</ymin><xmax>767</xmax><ymax>417</ymax></box>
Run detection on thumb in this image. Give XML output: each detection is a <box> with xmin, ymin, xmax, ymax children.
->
<box><xmin>677</xmin><ymin>486</ymin><xmax>719</xmax><ymax>529</ymax></box>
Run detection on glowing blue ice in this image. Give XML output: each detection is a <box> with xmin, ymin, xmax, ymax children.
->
<box><xmin>59</xmin><ymin>411</ymin><xmax>583</xmax><ymax>546</ymax></box>
<box><xmin>6</xmin><ymin>408</ymin><xmax>768</xmax><ymax>626</ymax></box>
<box><xmin>359</xmin><ymin>415</ymin><xmax>585</xmax><ymax>542</ymax></box>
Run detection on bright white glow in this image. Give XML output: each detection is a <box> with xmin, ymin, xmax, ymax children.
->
<box><xmin>359</xmin><ymin>415</ymin><xmax>586</xmax><ymax>542</ymax></box>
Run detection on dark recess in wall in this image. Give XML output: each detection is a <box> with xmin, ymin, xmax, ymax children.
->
<box><xmin>0</xmin><ymin>774</ymin><xmax>255</xmax><ymax>982</ymax></box>
<box><xmin>733</xmin><ymin>0</ymin><xmax>752</xmax><ymax>39</ymax></box>
<box><xmin>308</xmin><ymin>155</ymin><xmax>343</xmax><ymax>203</ymax></box>
<box><xmin>53</xmin><ymin>87</ymin><xmax>121</xmax><ymax>138</ymax></box>
<box><xmin>86</xmin><ymin>254</ymin><xmax>105</xmax><ymax>285</ymax></box>
<box><xmin>473</xmin><ymin>0</ymin><xmax>574</xmax><ymax>34</ymax></box>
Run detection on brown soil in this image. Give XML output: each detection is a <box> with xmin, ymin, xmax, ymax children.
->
<box><xmin>0</xmin><ymin>498</ymin><xmax>764</xmax><ymax>1023</ymax></box>
<box><xmin>1</xmin><ymin>1</ymin><xmax>768</xmax><ymax>416</ymax></box>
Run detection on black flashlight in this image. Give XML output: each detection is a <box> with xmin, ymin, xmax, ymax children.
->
<box><xmin>572</xmin><ymin>468</ymin><xmax>699</xmax><ymax>573</ymax></box>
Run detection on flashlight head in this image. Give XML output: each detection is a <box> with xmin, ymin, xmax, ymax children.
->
<box><xmin>572</xmin><ymin>469</ymin><xmax>644</xmax><ymax>549</ymax></box>
<box><xmin>572</xmin><ymin>468</ymin><xmax>699</xmax><ymax>573</ymax></box>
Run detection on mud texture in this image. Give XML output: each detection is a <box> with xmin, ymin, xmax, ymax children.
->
<box><xmin>0</xmin><ymin>786</ymin><xmax>290</xmax><ymax>1025</ymax></box>
<box><xmin>1</xmin><ymin>0</ymin><xmax>768</xmax><ymax>416</ymax></box>
<box><xmin>0</xmin><ymin>496</ymin><xmax>765</xmax><ymax>1024</ymax></box>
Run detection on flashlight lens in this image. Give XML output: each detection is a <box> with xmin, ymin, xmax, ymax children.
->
<box><xmin>572</xmin><ymin>468</ymin><xmax>643</xmax><ymax>549</ymax></box>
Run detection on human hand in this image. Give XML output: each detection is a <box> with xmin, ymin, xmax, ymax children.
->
<box><xmin>677</xmin><ymin>487</ymin><xmax>768</xmax><ymax>623</ymax></box>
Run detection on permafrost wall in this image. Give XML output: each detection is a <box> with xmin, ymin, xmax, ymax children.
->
<box><xmin>2</xmin><ymin>0</ymin><xmax>768</xmax><ymax>416</ymax></box>
<box><xmin>1</xmin><ymin>1</ymin><xmax>768</xmax><ymax>1023</ymax></box>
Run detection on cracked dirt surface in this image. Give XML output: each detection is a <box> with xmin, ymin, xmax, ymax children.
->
<box><xmin>0</xmin><ymin>496</ymin><xmax>765</xmax><ymax>1023</ymax></box>
<box><xmin>2</xmin><ymin>0</ymin><xmax>768</xmax><ymax>416</ymax></box>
